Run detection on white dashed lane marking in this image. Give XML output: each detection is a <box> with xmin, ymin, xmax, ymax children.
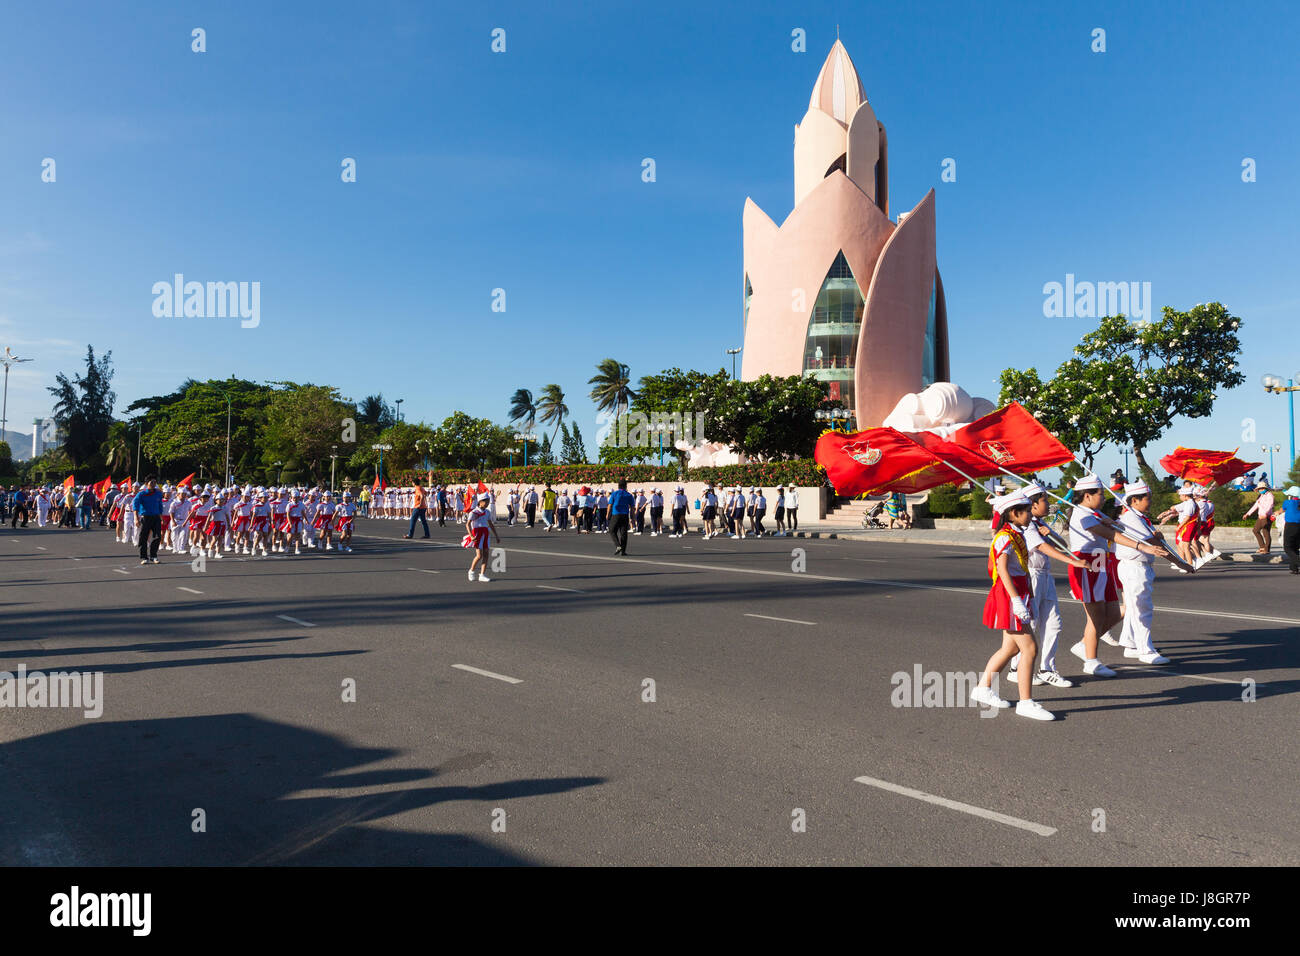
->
<box><xmin>744</xmin><ymin>613</ymin><xmax>816</xmax><ymax>626</ymax></box>
<box><xmin>177</xmin><ymin>586</ymin><xmax>203</xmax><ymax>594</ymax></box>
<box><xmin>275</xmin><ymin>614</ymin><xmax>316</xmax><ymax>628</ymax></box>
<box><xmin>452</xmin><ymin>664</ymin><xmax>522</xmax><ymax>684</ymax></box>
<box><xmin>536</xmin><ymin>584</ymin><xmax>583</xmax><ymax>593</ymax></box>
<box><xmin>854</xmin><ymin>775</ymin><xmax>1056</xmax><ymax>837</ymax></box>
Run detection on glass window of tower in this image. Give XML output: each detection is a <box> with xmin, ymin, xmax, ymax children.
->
<box><xmin>802</xmin><ymin>251</ymin><xmax>863</xmax><ymax>413</ymax></box>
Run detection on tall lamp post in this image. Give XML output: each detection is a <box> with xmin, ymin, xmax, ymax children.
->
<box><xmin>505</xmin><ymin>446</ymin><xmax>519</xmax><ymax>468</ymax></box>
<box><xmin>1</xmin><ymin>347</ymin><xmax>34</xmax><ymax>442</ymax></box>
<box><xmin>725</xmin><ymin>347</ymin><xmax>742</xmax><ymax>380</ymax></box>
<box><xmin>651</xmin><ymin>421</ymin><xmax>669</xmax><ymax>466</ymax></box>
<box><xmin>513</xmin><ymin>432</ymin><xmax>536</xmax><ymax>467</ymax></box>
<box><xmin>415</xmin><ymin>439</ymin><xmax>430</xmax><ymax>473</ymax></box>
<box><xmin>1261</xmin><ymin>443</ymin><xmax>1280</xmax><ymax>484</ymax></box>
<box><xmin>1118</xmin><ymin>447</ymin><xmax>1131</xmax><ymax>480</ymax></box>
<box><xmin>330</xmin><ymin>444</ymin><xmax>339</xmax><ymax>493</ymax></box>
<box><xmin>372</xmin><ymin>443</ymin><xmax>392</xmax><ymax>486</ymax></box>
<box><xmin>1261</xmin><ymin>373</ymin><xmax>1299</xmax><ymax>467</ymax></box>
<box><xmin>133</xmin><ymin>417</ymin><xmax>143</xmax><ymax>478</ymax></box>
<box><xmin>395</xmin><ymin>398</ymin><xmax>404</xmax><ymax>423</ymax></box>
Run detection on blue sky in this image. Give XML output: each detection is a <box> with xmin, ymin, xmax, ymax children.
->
<box><xmin>2</xmin><ymin>0</ymin><xmax>1298</xmax><ymax>478</ymax></box>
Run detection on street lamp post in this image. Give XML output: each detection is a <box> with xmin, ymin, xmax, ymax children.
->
<box><xmin>330</xmin><ymin>444</ymin><xmax>339</xmax><ymax>493</ymax></box>
<box><xmin>1</xmin><ymin>347</ymin><xmax>34</xmax><ymax>442</ymax></box>
<box><xmin>415</xmin><ymin>439</ymin><xmax>430</xmax><ymax>473</ymax></box>
<box><xmin>395</xmin><ymin>398</ymin><xmax>404</xmax><ymax>423</ymax></box>
<box><xmin>1261</xmin><ymin>443</ymin><xmax>1281</xmax><ymax>483</ymax></box>
<box><xmin>651</xmin><ymin>422</ymin><xmax>668</xmax><ymax>466</ymax></box>
<box><xmin>505</xmin><ymin>446</ymin><xmax>519</xmax><ymax>468</ymax></box>
<box><xmin>1261</xmin><ymin>374</ymin><xmax>1299</xmax><ymax>467</ymax></box>
<box><xmin>133</xmin><ymin>417</ymin><xmax>142</xmax><ymax>478</ymax></box>
<box><xmin>513</xmin><ymin>432</ymin><xmax>536</xmax><ymax>467</ymax></box>
<box><xmin>725</xmin><ymin>347</ymin><xmax>742</xmax><ymax>379</ymax></box>
<box><xmin>372</xmin><ymin>443</ymin><xmax>392</xmax><ymax>486</ymax></box>
<box><xmin>1118</xmin><ymin>447</ymin><xmax>1131</xmax><ymax>480</ymax></box>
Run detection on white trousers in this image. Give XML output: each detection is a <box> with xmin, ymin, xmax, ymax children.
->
<box><xmin>1012</xmin><ymin>570</ymin><xmax>1063</xmax><ymax>673</ymax></box>
<box><xmin>123</xmin><ymin>511</ymin><xmax>136</xmax><ymax>542</ymax></box>
<box><xmin>37</xmin><ymin>503</ymin><xmax>49</xmax><ymax>526</ymax></box>
<box><xmin>173</xmin><ymin>522</ymin><xmax>188</xmax><ymax>553</ymax></box>
<box><xmin>1117</xmin><ymin>559</ymin><xmax>1156</xmax><ymax>655</ymax></box>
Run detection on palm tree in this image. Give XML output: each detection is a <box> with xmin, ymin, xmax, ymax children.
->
<box><xmin>588</xmin><ymin>359</ymin><xmax>637</xmax><ymax>418</ymax></box>
<box><xmin>508</xmin><ymin>388</ymin><xmax>537</xmax><ymax>430</ymax></box>
<box><xmin>101</xmin><ymin>422</ymin><xmax>132</xmax><ymax>475</ymax></box>
<box><xmin>536</xmin><ymin>384</ymin><xmax>568</xmax><ymax>446</ymax></box>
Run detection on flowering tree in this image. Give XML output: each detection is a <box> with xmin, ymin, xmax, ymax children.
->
<box><xmin>999</xmin><ymin>303</ymin><xmax>1244</xmax><ymax>471</ymax></box>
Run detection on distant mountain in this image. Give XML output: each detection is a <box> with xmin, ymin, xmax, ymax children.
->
<box><xmin>2</xmin><ymin>428</ymin><xmax>33</xmax><ymax>460</ymax></box>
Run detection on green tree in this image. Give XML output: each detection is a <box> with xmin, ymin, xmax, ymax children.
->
<box><xmin>100</xmin><ymin>421</ymin><xmax>134</xmax><ymax>475</ymax></box>
<box><xmin>999</xmin><ymin>304</ymin><xmax>1245</xmax><ymax>471</ymax></box>
<box><xmin>428</xmin><ymin>411</ymin><xmax>514</xmax><ymax>470</ymax></box>
<box><xmin>536</xmin><ymin>432</ymin><xmax>556</xmax><ymax>465</ymax></box>
<box><xmin>47</xmin><ymin>346</ymin><xmax>116</xmax><ymax>467</ymax></box>
<box><xmin>138</xmin><ymin>378</ymin><xmax>273</xmax><ymax>477</ymax></box>
<box><xmin>588</xmin><ymin>359</ymin><xmax>637</xmax><ymax>418</ymax></box>
<box><xmin>697</xmin><ymin>374</ymin><xmax>835</xmax><ymax>460</ymax></box>
<box><xmin>537</xmin><ymin>384</ymin><xmax>568</xmax><ymax>446</ymax></box>
<box><xmin>260</xmin><ymin>384</ymin><xmax>354</xmax><ymax>481</ymax></box>
<box><xmin>357</xmin><ymin>394</ymin><xmax>396</xmax><ymax>430</ymax></box>
<box><xmin>0</xmin><ymin>439</ymin><xmax>12</xmax><ymax>474</ymax></box>
<box><xmin>508</xmin><ymin>388</ymin><xmax>537</xmax><ymax>431</ymax></box>
<box><xmin>560</xmin><ymin>422</ymin><xmax>588</xmax><ymax>464</ymax></box>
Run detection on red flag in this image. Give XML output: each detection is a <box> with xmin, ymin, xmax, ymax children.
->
<box><xmin>1160</xmin><ymin>447</ymin><xmax>1240</xmax><ymax>483</ymax></box>
<box><xmin>816</xmin><ymin>427</ymin><xmax>958</xmax><ymax>495</ymax></box>
<box><xmin>1160</xmin><ymin>448</ymin><xmax>1260</xmax><ymax>486</ymax></box>
<box><xmin>476</xmin><ymin>481</ymin><xmax>489</xmax><ymax>495</ymax></box>
<box><xmin>176</xmin><ymin>472</ymin><xmax>196</xmax><ymax>489</ymax></box>
<box><xmin>372</xmin><ymin>474</ymin><xmax>386</xmax><ymax>492</ymax></box>
<box><xmin>92</xmin><ymin>476</ymin><xmax>113</xmax><ymax>500</ymax></box>
<box><xmin>119</xmin><ymin>477</ymin><xmax>132</xmax><ymax>491</ymax></box>
<box><xmin>62</xmin><ymin>474</ymin><xmax>75</xmax><ymax>489</ymax></box>
<box><xmin>947</xmin><ymin>402</ymin><xmax>1074</xmax><ymax>474</ymax></box>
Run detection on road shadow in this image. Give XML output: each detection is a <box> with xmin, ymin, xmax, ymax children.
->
<box><xmin>0</xmin><ymin>712</ymin><xmax>603</xmax><ymax>866</ymax></box>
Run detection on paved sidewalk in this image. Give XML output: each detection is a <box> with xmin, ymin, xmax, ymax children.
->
<box><xmin>787</xmin><ymin>522</ymin><xmax>1286</xmax><ymax>562</ymax></box>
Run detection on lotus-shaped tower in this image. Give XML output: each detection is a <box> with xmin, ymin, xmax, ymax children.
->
<box><xmin>741</xmin><ymin>40</ymin><xmax>949</xmax><ymax>427</ymax></box>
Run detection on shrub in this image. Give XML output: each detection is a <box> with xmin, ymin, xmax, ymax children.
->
<box><xmin>925</xmin><ymin>483</ymin><xmax>966</xmax><ymax>517</ymax></box>
<box><xmin>969</xmin><ymin>489</ymin><xmax>992</xmax><ymax>520</ymax></box>
<box><xmin>391</xmin><ymin>459</ymin><xmax>826</xmax><ymax>488</ymax></box>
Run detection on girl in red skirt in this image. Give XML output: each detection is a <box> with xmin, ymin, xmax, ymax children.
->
<box><xmin>971</xmin><ymin>493</ymin><xmax>1055</xmax><ymax>721</ymax></box>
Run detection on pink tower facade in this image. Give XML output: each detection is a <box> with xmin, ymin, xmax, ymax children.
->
<box><xmin>741</xmin><ymin>41</ymin><xmax>949</xmax><ymax>428</ymax></box>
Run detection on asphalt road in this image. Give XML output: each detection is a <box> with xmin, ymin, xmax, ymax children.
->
<box><xmin>1</xmin><ymin>515</ymin><xmax>1296</xmax><ymax>866</ymax></box>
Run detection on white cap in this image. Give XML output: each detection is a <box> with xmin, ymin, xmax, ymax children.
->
<box><xmin>1177</xmin><ymin>485</ymin><xmax>1193</xmax><ymax>496</ymax></box>
<box><xmin>1073</xmin><ymin>475</ymin><xmax>1103</xmax><ymax>491</ymax></box>
<box><xmin>1021</xmin><ymin>482</ymin><xmax>1046</xmax><ymax>498</ymax></box>
<box><xmin>992</xmin><ymin>492</ymin><xmax>1032</xmax><ymax>515</ymax></box>
<box><xmin>1123</xmin><ymin>480</ymin><xmax>1151</xmax><ymax>498</ymax></box>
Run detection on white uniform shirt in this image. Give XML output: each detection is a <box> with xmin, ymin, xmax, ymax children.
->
<box><xmin>672</xmin><ymin>493</ymin><xmax>687</xmax><ymax>510</ymax></box>
<box><xmin>1067</xmin><ymin>508</ymin><xmax>1107</xmax><ymax>553</ymax></box>
<box><xmin>1115</xmin><ymin>508</ymin><xmax>1156</xmax><ymax>564</ymax></box>
<box><xmin>1198</xmin><ymin>500</ymin><xmax>1214</xmax><ymax>520</ymax></box>
<box><xmin>755</xmin><ymin>494</ymin><xmax>767</xmax><ymax>510</ymax></box>
<box><xmin>469</xmin><ymin>505</ymin><xmax>491</xmax><ymax>530</ymax></box>
<box><xmin>1021</xmin><ymin>517</ymin><xmax>1052</xmax><ymax>574</ymax></box>
<box><xmin>786</xmin><ymin>490</ymin><xmax>799</xmax><ymax>508</ymax></box>
<box><xmin>1174</xmin><ymin>499</ymin><xmax>1197</xmax><ymax>524</ymax></box>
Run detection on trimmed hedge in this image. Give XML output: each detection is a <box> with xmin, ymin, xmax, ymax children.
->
<box><xmin>390</xmin><ymin>460</ymin><xmax>825</xmax><ymax>488</ymax></box>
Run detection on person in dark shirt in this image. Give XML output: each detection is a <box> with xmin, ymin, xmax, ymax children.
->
<box><xmin>607</xmin><ymin>480</ymin><xmax>634</xmax><ymax>555</ymax></box>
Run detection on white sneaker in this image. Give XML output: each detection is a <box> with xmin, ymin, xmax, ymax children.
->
<box><xmin>477</xmin><ymin>574</ymin><xmax>491</xmax><ymax>582</ymax></box>
<box><xmin>1036</xmin><ymin>671</ymin><xmax>1075</xmax><ymax>688</ymax></box>
<box><xmin>294</xmin><ymin>546</ymin><xmax>301</xmax><ymax>555</ymax></box>
<box><xmin>1123</xmin><ymin>646</ymin><xmax>1142</xmax><ymax>658</ymax></box>
<box><xmin>1100</xmin><ymin>633</ymin><xmax>1122</xmax><ymax>646</ymax></box>
<box><xmin>345</xmin><ymin>546</ymin><xmax>352</xmax><ymax>553</ymax></box>
<box><xmin>213</xmin><ymin>550</ymin><xmax>223</xmax><ymax>559</ymax></box>
<box><xmin>1139</xmin><ymin>652</ymin><xmax>1170</xmax><ymax>665</ymax></box>
<box><xmin>467</xmin><ymin>570</ymin><xmax>477</xmax><ymax>581</ymax></box>
<box><xmin>1070</xmin><ymin>640</ymin><xmax>1088</xmax><ymax>661</ymax></box>
<box><xmin>970</xmin><ymin>686</ymin><xmax>1011</xmax><ymax>709</ymax></box>
<box><xmin>1016</xmin><ymin>699</ymin><xmax>1056</xmax><ymax>721</ymax></box>
<box><xmin>1169</xmin><ymin>562</ymin><xmax>1182</xmax><ymax>571</ymax></box>
<box><xmin>1082</xmin><ymin>659</ymin><xmax>1117</xmax><ymax>677</ymax></box>
<box><xmin>325</xmin><ymin>543</ymin><xmax>331</xmax><ymax>550</ymax></box>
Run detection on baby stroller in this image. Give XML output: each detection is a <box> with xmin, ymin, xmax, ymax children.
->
<box><xmin>861</xmin><ymin>499</ymin><xmax>888</xmax><ymax>529</ymax></box>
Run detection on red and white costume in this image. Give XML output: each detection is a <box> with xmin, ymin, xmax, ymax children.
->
<box><xmin>1067</xmin><ymin>507</ymin><xmax>1118</xmax><ymax>602</ymax></box>
<box><xmin>982</xmin><ymin>525</ymin><xmax>1032</xmax><ymax>631</ymax></box>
